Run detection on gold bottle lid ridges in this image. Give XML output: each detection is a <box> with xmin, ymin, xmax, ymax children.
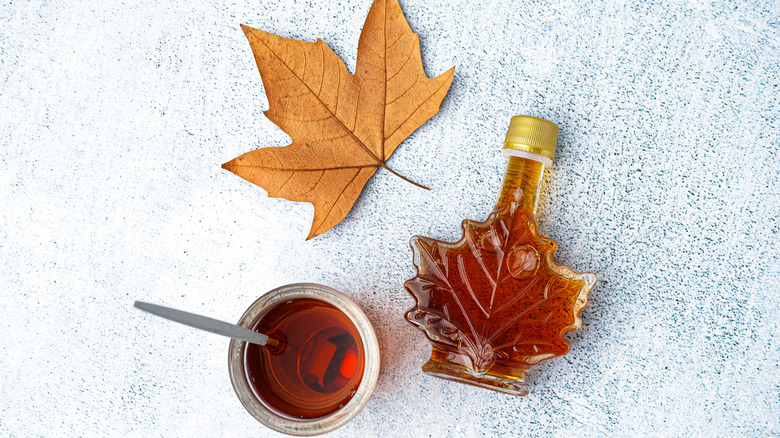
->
<box><xmin>503</xmin><ymin>115</ymin><xmax>559</xmax><ymax>162</ymax></box>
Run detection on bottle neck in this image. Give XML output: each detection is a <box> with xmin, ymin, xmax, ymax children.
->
<box><xmin>494</xmin><ymin>156</ymin><xmax>546</xmax><ymax>216</ymax></box>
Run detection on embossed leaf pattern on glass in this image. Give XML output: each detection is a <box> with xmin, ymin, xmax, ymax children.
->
<box><xmin>405</xmin><ymin>207</ymin><xmax>596</xmax><ymax>372</ymax></box>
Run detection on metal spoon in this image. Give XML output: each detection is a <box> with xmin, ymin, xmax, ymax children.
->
<box><xmin>133</xmin><ymin>301</ymin><xmax>280</xmax><ymax>347</ymax></box>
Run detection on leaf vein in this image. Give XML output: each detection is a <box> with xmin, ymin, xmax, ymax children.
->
<box><xmin>226</xmin><ymin>164</ymin><xmax>377</xmax><ymax>172</ymax></box>
<box><xmin>384</xmin><ymin>75</ymin><xmax>450</xmax><ymax>140</ymax></box>
<box><xmin>315</xmin><ymin>168</ymin><xmax>361</xmax><ymax>234</ymax></box>
<box><xmin>387</xmin><ymin>43</ymin><xmax>415</xmax><ymax>82</ymax></box>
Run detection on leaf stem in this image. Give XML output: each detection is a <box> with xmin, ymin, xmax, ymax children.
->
<box><xmin>381</xmin><ymin>164</ymin><xmax>430</xmax><ymax>190</ymax></box>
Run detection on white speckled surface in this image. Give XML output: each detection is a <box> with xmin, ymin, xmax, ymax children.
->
<box><xmin>1</xmin><ymin>0</ymin><xmax>778</xmax><ymax>436</ymax></box>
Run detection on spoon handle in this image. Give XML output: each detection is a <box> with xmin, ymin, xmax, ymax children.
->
<box><xmin>134</xmin><ymin>301</ymin><xmax>274</xmax><ymax>347</ymax></box>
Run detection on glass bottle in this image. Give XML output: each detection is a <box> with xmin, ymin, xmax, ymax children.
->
<box><xmin>404</xmin><ymin>116</ymin><xmax>596</xmax><ymax>396</ymax></box>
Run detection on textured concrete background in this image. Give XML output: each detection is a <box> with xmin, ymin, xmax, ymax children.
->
<box><xmin>1</xmin><ymin>0</ymin><xmax>778</xmax><ymax>436</ymax></box>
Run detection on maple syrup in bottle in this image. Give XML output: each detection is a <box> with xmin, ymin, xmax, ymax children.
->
<box><xmin>405</xmin><ymin>116</ymin><xmax>596</xmax><ymax>396</ymax></box>
<box><xmin>229</xmin><ymin>284</ymin><xmax>380</xmax><ymax>436</ymax></box>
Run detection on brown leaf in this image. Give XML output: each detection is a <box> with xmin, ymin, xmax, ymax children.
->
<box><xmin>223</xmin><ymin>0</ymin><xmax>454</xmax><ymax>239</ymax></box>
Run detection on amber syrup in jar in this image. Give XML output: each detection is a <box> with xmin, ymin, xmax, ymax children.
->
<box><xmin>244</xmin><ymin>298</ymin><xmax>365</xmax><ymax>419</ymax></box>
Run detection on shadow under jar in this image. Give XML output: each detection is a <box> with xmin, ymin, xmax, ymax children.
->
<box><xmin>229</xmin><ymin>284</ymin><xmax>380</xmax><ymax>436</ymax></box>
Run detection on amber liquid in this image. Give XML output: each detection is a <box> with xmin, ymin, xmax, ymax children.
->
<box><xmin>244</xmin><ymin>299</ymin><xmax>365</xmax><ymax>419</ymax></box>
<box><xmin>406</xmin><ymin>156</ymin><xmax>596</xmax><ymax>395</ymax></box>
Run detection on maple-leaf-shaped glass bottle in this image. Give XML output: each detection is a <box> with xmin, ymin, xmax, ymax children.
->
<box><xmin>405</xmin><ymin>116</ymin><xmax>596</xmax><ymax>396</ymax></box>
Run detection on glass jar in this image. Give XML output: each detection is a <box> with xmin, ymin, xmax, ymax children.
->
<box><xmin>228</xmin><ymin>283</ymin><xmax>380</xmax><ymax>435</ymax></box>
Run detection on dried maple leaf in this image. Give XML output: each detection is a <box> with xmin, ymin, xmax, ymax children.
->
<box><xmin>405</xmin><ymin>207</ymin><xmax>596</xmax><ymax>375</ymax></box>
<box><xmin>223</xmin><ymin>0</ymin><xmax>454</xmax><ymax>239</ymax></box>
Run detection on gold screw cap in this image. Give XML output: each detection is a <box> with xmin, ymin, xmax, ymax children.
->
<box><xmin>503</xmin><ymin>115</ymin><xmax>559</xmax><ymax>162</ymax></box>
